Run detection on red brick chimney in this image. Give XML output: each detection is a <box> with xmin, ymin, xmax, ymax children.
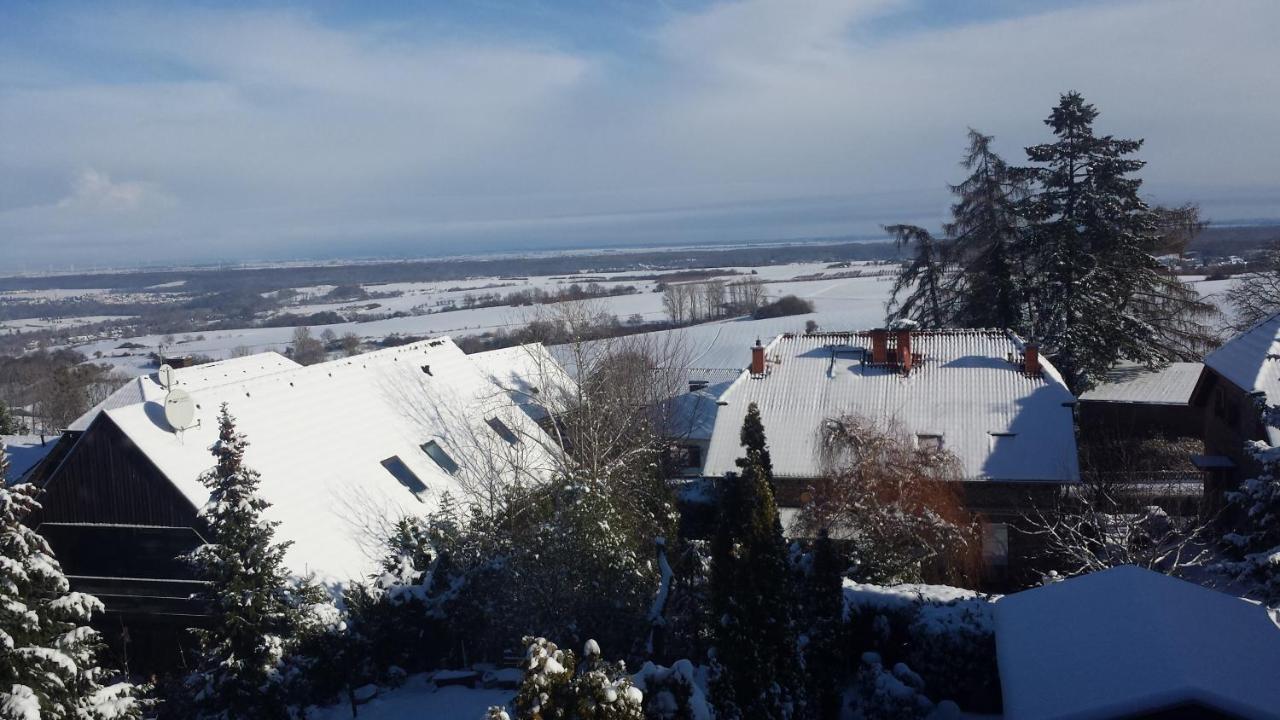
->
<box><xmin>1024</xmin><ymin>343</ymin><xmax>1040</xmax><ymax>377</ymax></box>
<box><xmin>751</xmin><ymin>338</ymin><xmax>766</xmax><ymax>375</ymax></box>
<box><xmin>896</xmin><ymin>329</ymin><xmax>914</xmax><ymax>375</ymax></box>
<box><xmin>870</xmin><ymin>329</ymin><xmax>888</xmax><ymax>364</ymax></box>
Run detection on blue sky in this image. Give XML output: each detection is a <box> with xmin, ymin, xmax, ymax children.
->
<box><xmin>2</xmin><ymin>0</ymin><xmax>1278</xmax><ymax>268</ymax></box>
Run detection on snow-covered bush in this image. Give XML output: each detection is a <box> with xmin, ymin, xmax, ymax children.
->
<box><xmin>630</xmin><ymin>660</ymin><xmax>712</xmax><ymax>720</ymax></box>
<box><xmin>848</xmin><ymin>652</ymin><xmax>933</xmax><ymax>720</ymax></box>
<box><xmin>0</xmin><ymin>441</ymin><xmax>144</xmax><ymax>720</ymax></box>
<box><xmin>514</xmin><ymin>637</ymin><xmax>644</xmax><ymax>720</ymax></box>
<box><xmin>843</xmin><ymin>582</ymin><xmax>1000</xmax><ymax>713</ymax></box>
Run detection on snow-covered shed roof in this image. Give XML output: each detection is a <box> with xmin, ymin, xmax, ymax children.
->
<box><xmin>1079</xmin><ymin>362</ymin><xmax>1204</xmax><ymax>405</ymax></box>
<box><xmin>701</xmin><ymin>331</ymin><xmax>1079</xmax><ymax>482</ymax></box>
<box><xmin>2</xmin><ymin>435</ymin><xmax>56</xmax><ymax>483</ymax></box>
<box><xmin>100</xmin><ymin>338</ymin><xmax>558</xmax><ymax>583</ymax></box>
<box><xmin>68</xmin><ymin>352</ymin><xmax>300</xmax><ymax>432</ymax></box>
<box><xmin>1204</xmin><ymin>311</ymin><xmax>1280</xmax><ymax>445</ymax></box>
<box><xmin>996</xmin><ymin>565</ymin><xmax>1280</xmax><ymax>720</ymax></box>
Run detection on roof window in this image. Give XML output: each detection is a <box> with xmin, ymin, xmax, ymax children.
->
<box><xmin>916</xmin><ymin>434</ymin><xmax>944</xmax><ymax>452</ymax></box>
<box><xmin>486</xmin><ymin>417</ymin><xmax>520</xmax><ymax>444</ymax></box>
<box><xmin>381</xmin><ymin>456</ymin><xmax>428</xmax><ymax>500</ymax></box>
<box><xmin>421</xmin><ymin>440</ymin><xmax>460</xmax><ymax>475</ymax></box>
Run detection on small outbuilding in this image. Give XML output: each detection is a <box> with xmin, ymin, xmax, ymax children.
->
<box><xmin>995</xmin><ymin>565</ymin><xmax>1280</xmax><ymax>720</ymax></box>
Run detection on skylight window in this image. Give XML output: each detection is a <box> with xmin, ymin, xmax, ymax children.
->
<box><xmin>989</xmin><ymin>432</ymin><xmax>1017</xmax><ymax>452</ymax></box>
<box><xmin>381</xmin><ymin>456</ymin><xmax>427</xmax><ymax>500</ymax></box>
<box><xmin>916</xmin><ymin>434</ymin><xmax>944</xmax><ymax>452</ymax></box>
<box><xmin>421</xmin><ymin>440</ymin><xmax>460</xmax><ymax>475</ymax></box>
<box><xmin>486</xmin><ymin>416</ymin><xmax>519</xmax><ymax>444</ymax></box>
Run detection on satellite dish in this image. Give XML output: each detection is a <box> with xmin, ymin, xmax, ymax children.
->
<box><xmin>164</xmin><ymin>389</ymin><xmax>196</xmax><ymax>431</ymax></box>
<box><xmin>158</xmin><ymin>364</ymin><xmax>175</xmax><ymax>390</ymax></box>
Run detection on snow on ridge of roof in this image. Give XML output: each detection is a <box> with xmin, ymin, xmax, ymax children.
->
<box><xmin>995</xmin><ymin>565</ymin><xmax>1280</xmax><ymax>720</ymax></box>
<box><xmin>67</xmin><ymin>352</ymin><xmax>301</xmax><ymax>432</ymax></box>
<box><xmin>1079</xmin><ymin>361</ymin><xmax>1204</xmax><ymax>405</ymax></box>
<box><xmin>103</xmin><ymin>337</ymin><xmax>560</xmax><ymax>583</ymax></box>
<box><xmin>1204</xmin><ymin>311</ymin><xmax>1280</xmax><ymax>445</ymax></box>
<box><xmin>701</xmin><ymin>329</ymin><xmax>1080</xmax><ymax>483</ymax></box>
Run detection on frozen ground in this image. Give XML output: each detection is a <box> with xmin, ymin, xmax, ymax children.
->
<box><xmin>307</xmin><ymin>675</ymin><xmax>511</xmax><ymax>720</ymax></box>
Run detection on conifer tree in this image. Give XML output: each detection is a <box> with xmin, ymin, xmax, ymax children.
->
<box><xmin>710</xmin><ymin>404</ymin><xmax>804</xmax><ymax>719</ymax></box>
<box><xmin>1218</xmin><ymin>401</ymin><xmax>1280</xmax><ymax>605</ymax></box>
<box><xmin>885</xmin><ymin>225</ymin><xmax>957</xmax><ymax>329</ymax></box>
<box><xmin>944</xmin><ymin>129</ymin><xmax>1029</xmax><ymax>330</ymax></box>
<box><xmin>806</xmin><ymin>530</ymin><xmax>846</xmax><ymax>720</ymax></box>
<box><xmin>183</xmin><ymin>404</ymin><xmax>302</xmax><ymax>719</ymax></box>
<box><xmin>0</xmin><ymin>440</ymin><xmax>143</xmax><ymax>720</ymax></box>
<box><xmin>1020</xmin><ymin>91</ymin><xmax>1211</xmax><ymax>391</ymax></box>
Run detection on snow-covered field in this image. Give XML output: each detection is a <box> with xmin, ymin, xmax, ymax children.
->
<box><xmin>68</xmin><ymin>264</ymin><xmax>899</xmax><ymax>377</ymax></box>
<box><xmin>0</xmin><ymin>315</ymin><xmax>137</xmax><ymax>332</ymax></box>
<box><xmin>37</xmin><ymin>262</ymin><xmax>1240</xmax><ymax>378</ymax></box>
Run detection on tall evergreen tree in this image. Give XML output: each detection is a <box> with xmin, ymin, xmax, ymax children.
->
<box><xmin>710</xmin><ymin>404</ymin><xmax>804</xmax><ymax>719</ymax></box>
<box><xmin>885</xmin><ymin>225</ymin><xmax>957</xmax><ymax>329</ymax></box>
<box><xmin>0</xmin><ymin>441</ymin><xmax>143</xmax><ymax>720</ymax></box>
<box><xmin>805</xmin><ymin>530</ymin><xmax>845</xmax><ymax>720</ymax></box>
<box><xmin>183</xmin><ymin>405</ymin><xmax>304</xmax><ymax>719</ymax></box>
<box><xmin>945</xmin><ymin>129</ymin><xmax>1029</xmax><ymax>330</ymax></box>
<box><xmin>1020</xmin><ymin>91</ymin><xmax>1211</xmax><ymax>391</ymax></box>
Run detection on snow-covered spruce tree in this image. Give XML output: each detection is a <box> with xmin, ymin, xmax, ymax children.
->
<box><xmin>887</xmin><ymin>129</ymin><xmax>1029</xmax><ymax>332</ymax></box>
<box><xmin>0</xmin><ymin>441</ymin><xmax>143</xmax><ymax>720</ymax></box>
<box><xmin>884</xmin><ymin>225</ymin><xmax>959</xmax><ymax>330</ymax></box>
<box><xmin>182</xmin><ymin>404</ymin><xmax>311</xmax><ymax>719</ymax></box>
<box><xmin>1217</xmin><ymin>400</ymin><xmax>1280</xmax><ymax>606</ymax></box>
<box><xmin>1019</xmin><ymin>91</ymin><xmax>1213</xmax><ymax>392</ymax></box>
<box><xmin>709</xmin><ymin>403</ymin><xmax>805</xmax><ymax>719</ymax></box>
<box><xmin>943</xmin><ymin>129</ymin><xmax>1029</xmax><ymax>331</ymax></box>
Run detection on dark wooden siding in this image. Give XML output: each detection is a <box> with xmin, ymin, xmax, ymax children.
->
<box><xmin>28</xmin><ymin>413</ymin><xmax>201</xmax><ymax>529</ymax></box>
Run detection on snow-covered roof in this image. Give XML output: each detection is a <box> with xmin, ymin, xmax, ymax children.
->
<box><xmin>99</xmin><ymin>338</ymin><xmax>559</xmax><ymax>583</ymax></box>
<box><xmin>701</xmin><ymin>331</ymin><xmax>1079</xmax><ymax>482</ymax></box>
<box><xmin>468</xmin><ymin>343</ymin><xmax>576</xmax><ymax>420</ymax></box>
<box><xmin>996</xmin><ymin>565</ymin><xmax>1280</xmax><ymax>720</ymax></box>
<box><xmin>663</xmin><ymin>371</ymin><xmax>742</xmax><ymax>442</ymax></box>
<box><xmin>1204</xmin><ymin>311</ymin><xmax>1280</xmax><ymax>445</ymax></box>
<box><xmin>68</xmin><ymin>352</ymin><xmax>300</xmax><ymax>431</ymax></box>
<box><xmin>1079</xmin><ymin>362</ymin><xmax>1204</xmax><ymax>405</ymax></box>
<box><xmin>2</xmin><ymin>435</ymin><xmax>56</xmax><ymax>483</ymax></box>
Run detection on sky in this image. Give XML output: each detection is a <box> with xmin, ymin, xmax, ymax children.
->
<box><xmin>2</xmin><ymin>0</ymin><xmax>1278</xmax><ymax>269</ymax></box>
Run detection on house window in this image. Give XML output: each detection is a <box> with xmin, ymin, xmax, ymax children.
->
<box><xmin>916</xmin><ymin>434</ymin><xmax>944</xmax><ymax>452</ymax></box>
<box><xmin>982</xmin><ymin>522</ymin><xmax>1009</xmax><ymax>567</ymax></box>
<box><xmin>686</xmin><ymin>444</ymin><xmax>703</xmax><ymax>469</ymax></box>
<box><xmin>421</xmin><ymin>440</ymin><xmax>460</xmax><ymax>475</ymax></box>
<box><xmin>486</xmin><ymin>417</ymin><xmax>520</xmax><ymax>444</ymax></box>
<box><xmin>381</xmin><ymin>457</ymin><xmax>428</xmax><ymax>500</ymax></box>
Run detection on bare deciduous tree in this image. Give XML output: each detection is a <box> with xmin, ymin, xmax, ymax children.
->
<box><xmin>794</xmin><ymin>414</ymin><xmax>982</xmax><ymax>586</ymax></box>
<box><xmin>1229</xmin><ymin>241</ymin><xmax>1280</xmax><ymax>331</ymax></box>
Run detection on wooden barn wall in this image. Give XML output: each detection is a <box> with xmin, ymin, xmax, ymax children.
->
<box><xmin>28</xmin><ymin>414</ymin><xmax>201</xmax><ymax>529</ymax></box>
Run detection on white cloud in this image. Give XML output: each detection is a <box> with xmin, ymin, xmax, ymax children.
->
<box><xmin>1</xmin><ymin>0</ymin><xmax>1277</xmax><ymax>265</ymax></box>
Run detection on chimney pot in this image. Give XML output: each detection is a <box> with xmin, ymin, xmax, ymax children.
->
<box><xmin>1024</xmin><ymin>343</ymin><xmax>1041</xmax><ymax>377</ymax></box>
<box><xmin>751</xmin><ymin>339</ymin><xmax>766</xmax><ymax>375</ymax></box>
<box><xmin>871</xmin><ymin>329</ymin><xmax>888</xmax><ymax>364</ymax></box>
<box><xmin>896</xmin><ymin>329</ymin><xmax>914</xmax><ymax>374</ymax></box>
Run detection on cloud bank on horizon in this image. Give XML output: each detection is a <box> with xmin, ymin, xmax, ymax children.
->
<box><xmin>2</xmin><ymin>0</ymin><xmax>1277</xmax><ymax>268</ymax></box>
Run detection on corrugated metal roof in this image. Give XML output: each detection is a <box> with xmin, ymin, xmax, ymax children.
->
<box><xmin>1204</xmin><ymin>311</ymin><xmax>1280</xmax><ymax>445</ymax></box>
<box><xmin>469</xmin><ymin>343</ymin><xmax>576</xmax><ymax>420</ymax></box>
<box><xmin>701</xmin><ymin>330</ymin><xmax>1079</xmax><ymax>483</ymax></box>
<box><xmin>1079</xmin><ymin>362</ymin><xmax>1204</xmax><ymax>405</ymax></box>
<box><xmin>102</xmin><ymin>338</ymin><xmax>560</xmax><ymax>583</ymax></box>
